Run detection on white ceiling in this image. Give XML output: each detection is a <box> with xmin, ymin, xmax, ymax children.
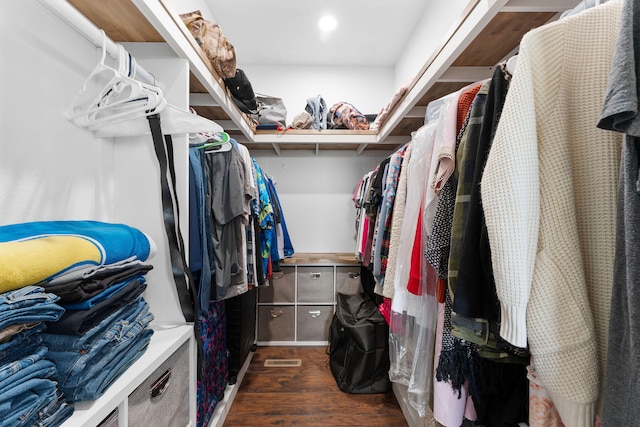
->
<box><xmin>204</xmin><ymin>0</ymin><xmax>429</xmax><ymax>67</ymax></box>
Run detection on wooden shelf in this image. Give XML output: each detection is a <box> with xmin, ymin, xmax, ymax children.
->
<box><xmin>281</xmin><ymin>253</ymin><xmax>360</xmax><ymax>265</ymax></box>
<box><xmin>451</xmin><ymin>11</ymin><xmax>558</xmax><ymax>67</ymax></box>
<box><xmin>65</xmin><ymin>0</ymin><xmax>576</xmax><ymax>153</ymax></box>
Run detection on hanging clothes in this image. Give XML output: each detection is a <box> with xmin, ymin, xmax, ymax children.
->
<box><xmin>189</xmin><ymin>146</ymin><xmax>214</xmax><ymax>310</ymax></box>
<box><xmin>252</xmin><ymin>159</ymin><xmax>275</xmax><ymax>284</ymax></box>
<box><xmin>265</xmin><ymin>174</ymin><xmax>294</xmax><ymax>270</ymax></box>
<box><xmin>373</xmin><ymin>145</ymin><xmax>408</xmax><ymax>284</ymax></box>
<box><xmin>481</xmin><ymin>1</ymin><xmax>623</xmax><ymax>425</ymax></box>
<box><xmin>387</xmin><ymin>98</ymin><xmax>443</xmax><ymax>417</ymax></box>
<box><xmin>233</xmin><ymin>142</ymin><xmax>257</xmax><ymax>289</ymax></box>
<box><xmin>353</xmin><ymin>172</ymin><xmax>371</xmax><ymax>261</ymax></box>
<box><xmin>451</xmin><ymin>65</ymin><xmax>510</xmax><ymax>337</ymax></box>
<box><xmin>382</xmin><ymin>143</ymin><xmax>412</xmax><ymax>300</ymax></box>
<box><xmin>428</xmin><ymin>82</ymin><xmax>484</xmax><ymax>427</ymax></box>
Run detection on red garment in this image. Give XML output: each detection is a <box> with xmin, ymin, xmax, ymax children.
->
<box><xmin>361</xmin><ymin>216</ymin><xmax>369</xmax><ymax>257</ymax></box>
<box><xmin>436</xmin><ymin>278</ymin><xmax>447</xmax><ymax>303</ymax></box>
<box><xmin>407</xmin><ymin>204</ymin><xmax>440</xmax><ymax>296</ymax></box>
<box><xmin>457</xmin><ymin>82</ymin><xmax>483</xmax><ymax>133</ymax></box>
<box><xmin>378</xmin><ymin>297</ymin><xmax>392</xmax><ymax>325</ymax></box>
<box><xmin>407</xmin><ymin>205</ymin><xmax>424</xmax><ymax>295</ymax></box>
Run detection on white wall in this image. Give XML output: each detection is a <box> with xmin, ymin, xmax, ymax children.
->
<box><xmin>251</xmin><ymin>150</ymin><xmax>388</xmax><ymax>253</ymax></box>
<box><xmin>240</xmin><ymin>64</ymin><xmax>395</xmax><ymax>125</ymax></box>
<box><xmin>0</xmin><ymin>1</ymin><xmax>102</xmax><ymax>223</ymax></box>
<box><xmin>394</xmin><ymin>0</ymin><xmax>471</xmax><ymax>87</ymax></box>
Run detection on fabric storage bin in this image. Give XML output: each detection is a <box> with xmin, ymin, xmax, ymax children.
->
<box><xmin>296</xmin><ymin>305</ymin><xmax>334</xmax><ymax>341</ymax></box>
<box><xmin>259</xmin><ymin>266</ymin><xmax>295</xmax><ymax>303</ymax></box>
<box><xmin>258</xmin><ymin>305</ymin><xmax>295</xmax><ymax>341</ymax></box>
<box><xmin>297</xmin><ymin>266</ymin><xmax>334</xmax><ymax>303</ymax></box>
<box><xmin>128</xmin><ymin>340</ymin><xmax>190</xmax><ymax>427</ymax></box>
<box><xmin>97</xmin><ymin>409</ymin><xmax>118</xmax><ymax>427</ymax></box>
<box><xmin>336</xmin><ymin>267</ymin><xmax>363</xmax><ymax>295</ymax></box>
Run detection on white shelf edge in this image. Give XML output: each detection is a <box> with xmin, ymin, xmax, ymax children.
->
<box><xmin>252</xmin><ymin>132</ymin><xmax>380</xmax><ymax>144</ymax></box>
<box><xmin>61</xmin><ymin>324</ymin><xmax>194</xmax><ymax>427</ymax></box>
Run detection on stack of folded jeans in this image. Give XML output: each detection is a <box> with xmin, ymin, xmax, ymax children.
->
<box><xmin>0</xmin><ymin>286</ymin><xmax>73</xmax><ymax>427</ymax></box>
<box><xmin>43</xmin><ymin>264</ymin><xmax>155</xmax><ymax>402</ymax></box>
<box><xmin>44</xmin><ymin>296</ymin><xmax>154</xmax><ymax>402</ymax></box>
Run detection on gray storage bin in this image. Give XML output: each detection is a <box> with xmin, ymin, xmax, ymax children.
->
<box><xmin>97</xmin><ymin>409</ymin><xmax>118</xmax><ymax>427</ymax></box>
<box><xmin>128</xmin><ymin>340</ymin><xmax>190</xmax><ymax>427</ymax></box>
<box><xmin>336</xmin><ymin>267</ymin><xmax>363</xmax><ymax>295</ymax></box>
<box><xmin>258</xmin><ymin>305</ymin><xmax>295</xmax><ymax>341</ymax></box>
<box><xmin>296</xmin><ymin>305</ymin><xmax>334</xmax><ymax>341</ymax></box>
<box><xmin>297</xmin><ymin>266</ymin><xmax>334</xmax><ymax>303</ymax></box>
<box><xmin>259</xmin><ymin>266</ymin><xmax>295</xmax><ymax>303</ymax></box>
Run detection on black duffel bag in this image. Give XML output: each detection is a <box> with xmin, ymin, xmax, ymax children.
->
<box><xmin>328</xmin><ymin>292</ymin><xmax>391</xmax><ymax>394</ymax></box>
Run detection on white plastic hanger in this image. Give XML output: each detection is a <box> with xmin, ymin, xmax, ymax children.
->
<box><xmin>506</xmin><ymin>54</ymin><xmax>518</xmax><ymax>76</ymax></box>
<box><xmin>67</xmin><ymin>31</ymin><xmax>223</xmax><ymax>137</ymax></box>
<box><xmin>82</xmin><ymin>45</ymin><xmax>166</xmax><ymax>130</ymax></box>
<box><xmin>66</xmin><ymin>31</ymin><xmax>121</xmax><ymax>124</ymax></box>
<box><xmin>67</xmin><ymin>33</ymin><xmax>165</xmax><ymax>130</ymax></box>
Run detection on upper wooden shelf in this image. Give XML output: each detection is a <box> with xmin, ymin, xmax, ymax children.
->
<box><xmin>66</xmin><ymin>0</ymin><xmax>575</xmax><ymax>154</ymax></box>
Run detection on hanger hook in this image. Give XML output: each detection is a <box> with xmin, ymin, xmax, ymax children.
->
<box><xmin>98</xmin><ymin>29</ymin><xmax>107</xmax><ymax>66</ymax></box>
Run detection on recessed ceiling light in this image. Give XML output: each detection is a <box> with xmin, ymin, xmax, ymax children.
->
<box><xmin>318</xmin><ymin>15</ymin><xmax>337</xmax><ymax>32</ymax></box>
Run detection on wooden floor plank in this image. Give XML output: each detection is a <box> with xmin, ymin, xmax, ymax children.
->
<box><xmin>223</xmin><ymin>414</ymin><xmax>410</xmax><ymax>427</ymax></box>
<box><xmin>223</xmin><ymin>346</ymin><xmax>408</xmax><ymax>426</ymax></box>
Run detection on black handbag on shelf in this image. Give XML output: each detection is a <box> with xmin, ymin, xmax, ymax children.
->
<box><xmin>223</xmin><ymin>68</ymin><xmax>259</xmax><ymax>114</ymax></box>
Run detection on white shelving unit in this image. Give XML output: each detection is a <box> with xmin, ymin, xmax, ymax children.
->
<box><xmin>257</xmin><ymin>257</ymin><xmax>362</xmax><ymax>346</ymax></box>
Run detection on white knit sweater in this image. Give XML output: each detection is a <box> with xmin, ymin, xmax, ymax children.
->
<box><xmin>480</xmin><ymin>2</ymin><xmax>622</xmax><ymax>426</ymax></box>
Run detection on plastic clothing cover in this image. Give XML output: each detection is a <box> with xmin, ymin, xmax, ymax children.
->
<box><xmin>388</xmin><ymin>96</ymin><xmax>452</xmax><ymax>417</ymax></box>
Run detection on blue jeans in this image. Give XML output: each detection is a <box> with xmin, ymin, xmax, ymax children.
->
<box><xmin>0</xmin><ymin>345</ymin><xmax>60</xmax><ymax>427</ymax></box>
<box><xmin>0</xmin><ymin>287</ymin><xmax>64</xmax><ymax>331</ymax></box>
<box><xmin>44</xmin><ymin>297</ymin><xmax>154</xmax><ymax>401</ymax></box>
<box><xmin>0</xmin><ymin>355</ymin><xmax>57</xmax><ymax>396</ymax></box>
<box><xmin>72</xmin><ymin>328</ymin><xmax>153</xmax><ymax>401</ymax></box>
<box><xmin>190</xmin><ymin>146</ymin><xmax>213</xmax><ymax>312</ymax></box>
<box><xmin>27</xmin><ymin>391</ymin><xmax>74</xmax><ymax>427</ymax></box>
<box><xmin>0</xmin><ymin>377</ymin><xmax>58</xmax><ymax>427</ymax></box>
<box><xmin>0</xmin><ymin>346</ymin><xmax>48</xmax><ymax>383</ymax></box>
<box><xmin>0</xmin><ymin>323</ymin><xmax>45</xmax><ymax>367</ymax></box>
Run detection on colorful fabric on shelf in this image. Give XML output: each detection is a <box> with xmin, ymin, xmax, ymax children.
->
<box><xmin>0</xmin><ymin>221</ymin><xmax>154</xmax><ymax>293</ymax></box>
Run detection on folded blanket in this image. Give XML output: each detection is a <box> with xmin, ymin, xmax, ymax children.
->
<box><xmin>0</xmin><ymin>221</ymin><xmax>155</xmax><ymax>293</ymax></box>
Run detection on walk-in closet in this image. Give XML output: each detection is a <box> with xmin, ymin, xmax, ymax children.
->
<box><xmin>1</xmin><ymin>0</ymin><xmax>635</xmax><ymax>426</ymax></box>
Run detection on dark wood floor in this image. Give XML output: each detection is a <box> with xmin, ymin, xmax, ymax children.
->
<box><xmin>223</xmin><ymin>346</ymin><xmax>409</xmax><ymax>427</ymax></box>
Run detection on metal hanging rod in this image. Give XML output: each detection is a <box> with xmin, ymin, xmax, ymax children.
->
<box><xmin>37</xmin><ymin>0</ymin><xmax>156</xmax><ymax>86</ymax></box>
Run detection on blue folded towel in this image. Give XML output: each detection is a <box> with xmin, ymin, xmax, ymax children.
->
<box><xmin>0</xmin><ymin>221</ymin><xmax>154</xmax><ymax>292</ymax></box>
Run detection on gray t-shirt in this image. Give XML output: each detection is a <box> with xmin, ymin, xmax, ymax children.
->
<box><xmin>206</xmin><ymin>147</ymin><xmax>248</xmax><ymax>300</ymax></box>
<box><xmin>597</xmin><ymin>0</ymin><xmax>640</xmax><ymax>423</ymax></box>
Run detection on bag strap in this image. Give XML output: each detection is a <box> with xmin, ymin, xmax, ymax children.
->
<box><xmin>148</xmin><ymin>114</ymin><xmax>207</xmax><ymax>381</ymax></box>
<box><xmin>147</xmin><ymin>114</ymin><xmax>196</xmax><ymax>322</ymax></box>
